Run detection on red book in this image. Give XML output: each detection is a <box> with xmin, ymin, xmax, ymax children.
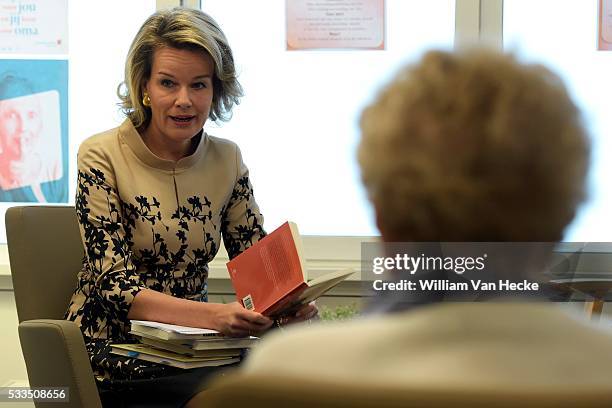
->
<box><xmin>226</xmin><ymin>222</ymin><xmax>354</xmax><ymax>317</ymax></box>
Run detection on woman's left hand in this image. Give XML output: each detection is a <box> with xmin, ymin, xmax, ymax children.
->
<box><xmin>278</xmin><ymin>301</ymin><xmax>319</xmax><ymax>326</ymax></box>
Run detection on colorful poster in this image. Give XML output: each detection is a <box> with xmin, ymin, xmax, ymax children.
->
<box><xmin>286</xmin><ymin>0</ymin><xmax>385</xmax><ymax>50</ymax></box>
<box><xmin>0</xmin><ymin>0</ymin><xmax>68</xmax><ymax>54</ymax></box>
<box><xmin>0</xmin><ymin>59</ymin><xmax>68</xmax><ymax>202</ymax></box>
<box><xmin>599</xmin><ymin>0</ymin><xmax>612</xmax><ymax>50</ymax></box>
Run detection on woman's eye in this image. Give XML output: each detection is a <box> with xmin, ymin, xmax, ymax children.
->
<box><xmin>161</xmin><ymin>79</ymin><xmax>174</xmax><ymax>87</ymax></box>
<box><xmin>192</xmin><ymin>82</ymin><xmax>207</xmax><ymax>89</ymax></box>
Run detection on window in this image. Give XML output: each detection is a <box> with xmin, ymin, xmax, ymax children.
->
<box><xmin>504</xmin><ymin>0</ymin><xmax>612</xmax><ymax>241</ymax></box>
<box><xmin>201</xmin><ymin>0</ymin><xmax>456</xmax><ymax>235</ymax></box>
<box><xmin>0</xmin><ymin>0</ymin><xmax>460</xmax><ymax>248</ymax></box>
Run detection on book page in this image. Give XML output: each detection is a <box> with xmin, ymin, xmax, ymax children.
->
<box><xmin>130</xmin><ymin>320</ymin><xmax>221</xmax><ymax>336</ymax></box>
<box><xmin>300</xmin><ymin>269</ymin><xmax>355</xmax><ymax>303</ymax></box>
<box><xmin>267</xmin><ymin>269</ymin><xmax>355</xmax><ymax>316</ymax></box>
<box><xmin>289</xmin><ymin>222</ymin><xmax>308</xmax><ymax>280</ymax></box>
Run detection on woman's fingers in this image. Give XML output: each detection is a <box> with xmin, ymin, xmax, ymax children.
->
<box><xmin>227</xmin><ymin>307</ymin><xmax>273</xmax><ymax>336</ymax></box>
<box><xmin>227</xmin><ymin>319</ymin><xmax>271</xmax><ymax>337</ymax></box>
<box><xmin>295</xmin><ymin>302</ymin><xmax>318</xmax><ymax>319</ymax></box>
<box><xmin>279</xmin><ymin>302</ymin><xmax>319</xmax><ymax>325</ymax></box>
<box><xmin>244</xmin><ymin>311</ymin><xmax>273</xmax><ymax>326</ymax></box>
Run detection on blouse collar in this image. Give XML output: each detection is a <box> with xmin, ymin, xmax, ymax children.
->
<box><xmin>118</xmin><ymin>118</ymin><xmax>205</xmax><ymax>172</ymax></box>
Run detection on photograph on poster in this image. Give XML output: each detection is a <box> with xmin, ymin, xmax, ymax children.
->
<box><xmin>0</xmin><ymin>59</ymin><xmax>68</xmax><ymax>203</ymax></box>
<box><xmin>0</xmin><ymin>0</ymin><xmax>68</xmax><ymax>54</ymax></box>
<box><xmin>598</xmin><ymin>0</ymin><xmax>612</xmax><ymax>50</ymax></box>
<box><xmin>286</xmin><ymin>0</ymin><xmax>385</xmax><ymax>50</ymax></box>
<box><xmin>0</xmin><ymin>91</ymin><xmax>62</xmax><ymax>192</ymax></box>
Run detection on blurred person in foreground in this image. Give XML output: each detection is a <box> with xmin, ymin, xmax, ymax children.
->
<box><xmin>239</xmin><ymin>49</ymin><xmax>612</xmax><ymax>388</ymax></box>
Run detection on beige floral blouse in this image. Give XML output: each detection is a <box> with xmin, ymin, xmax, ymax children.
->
<box><xmin>64</xmin><ymin>119</ymin><xmax>265</xmax><ymax>385</ymax></box>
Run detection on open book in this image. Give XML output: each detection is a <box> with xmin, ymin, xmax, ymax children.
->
<box><xmin>227</xmin><ymin>221</ymin><xmax>355</xmax><ymax>317</ymax></box>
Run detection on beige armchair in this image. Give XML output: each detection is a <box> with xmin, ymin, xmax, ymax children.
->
<box><xmin>7</xmin><ymin>206</ymin><xmax>102</xmax><ymax>408</ymax></box>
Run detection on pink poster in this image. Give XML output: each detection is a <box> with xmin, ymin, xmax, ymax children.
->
<box><xmin>0</xmin><ymin>60</ymin><xmax>68</xmax><ymax>203</ymax></box>
<box><xmin>0</xmin><ymin>0</ymin><xmax>68</xmax><ymax>54</ymax></box>
<box><xmin>286</xmin><ymin>0</ymin><xmax>385</xmax><ymax>50</ymax></box>
<box><xmin>599</xmin><ymin>0</ymin><xmax>612</xmax><ymax>50</ymax></box>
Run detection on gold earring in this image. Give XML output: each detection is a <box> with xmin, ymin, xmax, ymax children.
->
<box><xmin>142</xmin><ymin>93</ymin><xmax>151</xmax><ymax>107</ymax></box>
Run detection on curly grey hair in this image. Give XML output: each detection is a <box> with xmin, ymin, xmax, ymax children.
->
<box><xmin>358</xmin><ymin>49</ymin><xmax>590</xmax><ymax>242</ymax></box>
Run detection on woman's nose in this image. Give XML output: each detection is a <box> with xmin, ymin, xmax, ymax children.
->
<box><xmin>175</xmin><ymin>87</ymin><xmax>193</xmax><ymax>109</ymax></box>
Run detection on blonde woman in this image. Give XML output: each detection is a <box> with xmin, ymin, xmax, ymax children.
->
<box><xmin>65</xmin><ymin>8</ymin><xmax>316</xmax><ymax>407</ymax></box>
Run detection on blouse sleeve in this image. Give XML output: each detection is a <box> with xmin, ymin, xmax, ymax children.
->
<box><xmin>221</xmin><ymin>145</ymin><xmax>266</xmax><ymax>259</ymax></box>
<box><xmin>75</xmin><ymin>141</ymin><xmax>145</xmax><ymax>325</ymax></box>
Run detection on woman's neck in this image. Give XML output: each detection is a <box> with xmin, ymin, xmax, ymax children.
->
<box><xmin>139</xmin><ymin>127</ymin><xmax>198</xmax><ymax>162</ymax></box>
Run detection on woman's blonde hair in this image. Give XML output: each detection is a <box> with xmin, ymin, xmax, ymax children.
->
<box><xmin>118</xmin><ymin>7</ymin><xmax>243</xmax><ymax>128</ymax></box>
<box><xmin>358</xmin><ymin>49</ymin><xmax>590</xmax><ymax>242</ymax></box>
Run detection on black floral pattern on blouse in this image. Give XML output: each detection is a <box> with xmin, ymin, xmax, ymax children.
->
<box><xmin>65</xmin><ymin>167</ymin><xmax>265</xmax><ymax>385</ymax></box>
<box><xmin>222</xmin><ymin>176</ymin><xmax>265</xmax><ymax>258</ymax></box>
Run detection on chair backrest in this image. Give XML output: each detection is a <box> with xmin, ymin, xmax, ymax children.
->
<box><xmin>7</xmin><ymin>206</ymin><xmax>102</xmax><ymax>408</ymax></box>
<box><xmin>6</xmin><ymin>206</ymin><xmax>84</xmax><ymax>322</ymax></box>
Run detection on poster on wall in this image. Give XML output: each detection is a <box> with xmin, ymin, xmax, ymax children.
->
<box><xmin>286</xmin><ymin>0</ymin><xmax>385</xmax><ymax>50</ymax></box>
<box><xmin>0</xmin><ymin>59</ymin><xmax>68</xmax><ymax>203</ymax></box>
<box><xmin>0</xmin><ymin>0</ymin><xmax>68</xmax><ymax>54</ymax></box>
<box><xmin>599</xmin><ymin>0</ymin><xmax>612</xmax><ymax>50</ymax></box>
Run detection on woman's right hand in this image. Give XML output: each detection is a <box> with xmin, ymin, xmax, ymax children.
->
<box><xmin>212</xmin><ymin>302</ymin><xmax>273</xmax><ymax>337</ymax></box>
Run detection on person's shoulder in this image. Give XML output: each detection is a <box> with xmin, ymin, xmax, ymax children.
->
<box><xmin>205</xmin><ymin>133</ymin><xmax>240</xmax><ymax>155</ymax></box>
<box><xmin>78</xmin><ymin>123</ymin><xmax>123</xmax><ymax>155</ymax></box>
<box><xmin>77</xmin><ymin>121</ymin><xmax>130</xmax><ymax>171</ymax></box>
<box><xmin>243</xmin><ymin>316</ymin><xmax>392</xmax><ymax>372</ymax></box>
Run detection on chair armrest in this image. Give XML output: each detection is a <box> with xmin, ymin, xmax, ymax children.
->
<box><xmin>19</xmin><ymin>319</ymin><xmax>102</xmax><ymax>408</ymax></box>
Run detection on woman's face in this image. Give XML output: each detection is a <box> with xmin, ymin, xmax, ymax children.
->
<box><xmin>0</xmin><ymin>95</ymin><xmax>42</xmax><ymax>161</ymax></box>
<box><xmin>143</xmin><ymin>46</ymin><xmax>214</xmax><ymax>149</ymax></box>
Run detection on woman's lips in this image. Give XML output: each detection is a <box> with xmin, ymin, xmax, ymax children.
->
<box><xmin>170</xmin><ymin>115</ymin><xmax>195</xmax><ymax>122</ymax></box>
<box><xmin>170</xmin><ymin>115</ymin><xmax>196</xmax><ymax>126</ymax></box>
